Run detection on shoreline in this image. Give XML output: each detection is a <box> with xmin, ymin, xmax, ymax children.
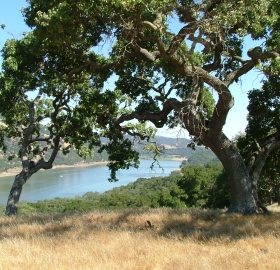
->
<box><xmin>0</xmin><ymin>161</ymin><xmax>108</xmax><ymax>178</ymax></box>
<box><xmin>0</xmin><ymin>158</ymin><xmax>184</xmax><ymax>178</ymax></box>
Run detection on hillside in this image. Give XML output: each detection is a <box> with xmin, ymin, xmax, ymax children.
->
<box><xmin>0</xmin><ymin>135</ymin><xmax>218</xmax><ymax>173</ymax></box>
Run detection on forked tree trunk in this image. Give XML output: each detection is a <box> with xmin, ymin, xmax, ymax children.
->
<box><xmin>247</xmin><ymin>139</ymin><xmax>280</xmax><ymax>213</ymax></box>
<box><xmin>5</xmin><ymin>167</ymin><xmax>32</xmax><ymax>215</ymax></box>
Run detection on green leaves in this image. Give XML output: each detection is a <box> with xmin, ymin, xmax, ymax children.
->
<box><xmin>2</xmin><ymin>0</ymin><xmax>280</xmax><ymax>206</ymax></box>
<box><xmin>101</xmin><ymin>138</ymin><xmax>140</xmax><ymax>181</ymax></box>
<box><xmin>135</xmin><ymin>96</ymin><xmax>160</xmax><ymax>114</ymax></box>
<box><xmin>0</xmin><ymin>124</ymin><xmax>7</xmax><ymax>153</ymax></box>
<box><xmin>177</xmin><ymin>163</ymin><xmax>230</xmax><ymax>208</ymax></box>
<box><xmin>246</xmin><ymin>76</ymin><xmax>280</xmax><ymax>139</ymax></box>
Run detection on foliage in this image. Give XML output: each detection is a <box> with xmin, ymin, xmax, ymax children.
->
<box><xmin>246</xmin><ymin>77</ymin><xmax>280</xmax><ymax>140</ymax></box>
<box><xmin>235</xmin><ymin>76</ymin><xmax>280</xmax><ymax>206</ymax></box>
<box><xmin>184</xmin><ymin>150</ymin><xmax>219</xmax><ymax>166</ymax></box>
<box><xmin>258</xmin><ymin>150</ymin><xmax>280</xmax><ymax>205</ymax></box>
<box><xmin>1</xmin><ymin>162</ymin><xmax>230</xmax><ymax>215</ymax></box>
<box><xmin>175</xmin><ymin>163</ymin><xmax>230</xmax><ymax>208</ymax></box>
<box><xmin>0</xmin><ymin>33</ymin><xmax>144</xmax><ymax>184</ymax></box>
<box><xmin>2</xmin><ymin>0</ymin><xmax>280</xmax><ymax>213</ymax></box>
<box><xmin>15</xmin><ymin>173</ymin><xmax>184</xmax><ymax>213</ymax></box>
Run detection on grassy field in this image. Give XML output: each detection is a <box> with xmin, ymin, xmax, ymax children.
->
<box><xmin>0</xmin><ymin>206</ymin><xmax>279</xmax><ymax>270</ymax></box>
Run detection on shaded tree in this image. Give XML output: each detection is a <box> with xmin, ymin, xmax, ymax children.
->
<box><xmin>2</xmin><ymin>0</ymin><xmax>280</xmax><ymax>214</ymax></box>
<box><xmin>258</xmin><ymin>152</ymin><xmax>280</xmax><ymax>206</ymax></box>
<box><xmin>236</xmin><ymin>76</ymin><xmax>280</xmax><ymax>211</ymax></box>
<box><xmin>0</xmin><ymin>34</ymin><xmax>145</xmax><ymax>215</ymax></box>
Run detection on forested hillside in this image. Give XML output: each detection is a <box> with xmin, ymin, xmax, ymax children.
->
<box><xmin>3</xmin><ymin>162</ymin><xmax>228</xmax><ymax>215</ymax></box>
<box><xmin>0</xmin><ymin>134</ymin><xmax>217</xmax><ymax>173</ymax></box>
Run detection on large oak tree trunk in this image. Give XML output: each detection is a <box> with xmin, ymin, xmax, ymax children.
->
<box><xmin>179</xmin><ymin>77</ymin><xmax>257</xmax><ymax>214</ymax></box>
<box><xmin>204</xmin><ymin>133</ymin><xmax>257</xmax><ymax>214</ymax></box>
<box><xmin>5</xmin><ymin>167</ymin><xmax>32</xmax><ymax>215</ymax></box>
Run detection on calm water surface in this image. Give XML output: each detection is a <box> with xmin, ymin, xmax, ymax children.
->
<box><xmin>0</xmin><ymin>160</ymin><xmax>181</xmax><ymax>204</ymax></box>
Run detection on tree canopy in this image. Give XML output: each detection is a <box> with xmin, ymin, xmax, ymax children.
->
<box><xmin>1</xmin><ymin>0</ymin><xmax>280</xmax><ymax>214</ymax></box>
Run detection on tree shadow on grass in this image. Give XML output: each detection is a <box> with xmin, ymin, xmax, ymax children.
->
<box><xmin>0</xmin><ymin>208</ymin><xmax>279</xmax><ymax>242</ymax></box>
<box><xmin>106</xmin><ymin>208</ymin><xmax>280</xmax><ymax>242</ymax></box>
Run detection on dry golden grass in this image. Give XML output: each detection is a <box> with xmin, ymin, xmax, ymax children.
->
<box><xmin>0</xmin><ymin>206</ymin><xmax>279</xmax><ymax>270</ymax></box>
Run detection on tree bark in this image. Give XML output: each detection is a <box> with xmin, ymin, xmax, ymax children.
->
<box><xmin>5</xmin><ymin>167</ymin><xmax>32</xmax><ymax>215</ymax></box>
<box><xmin>246</xmin><ymin>137</ymin><xmax>280</xmax><ymax>213</ymax></box>
<box><xmin>180</xmin><ymin>76</ymin><xmax>257</xmax><ymax>214</ymax></box>
<box><xmin>250</xmin><ymin>172</ymin><xmax>269</xmax><ymax>213</ymax></box>
<box><xmin>278</xmin><ymin>184</ymin><xmax>280</xmax><ymax>206</ymax></box>
<box><xmin>203</xmin><ymin>132</ymin><xmax>257</xmax><ymax>214</ymax></box>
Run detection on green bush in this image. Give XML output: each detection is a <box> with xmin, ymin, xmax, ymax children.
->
<box><xmin>176</xmin><ymin>163</ymin><xmax>230</xmax><ymax>208</ymax></box>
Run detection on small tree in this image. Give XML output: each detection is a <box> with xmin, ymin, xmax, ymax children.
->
<box><xmin>236</xmin><ymin>76</ymin><xmax>280</xmax><ymax>211</ymax></box>
<box><xmin>0</xmin><ymin>34</ymin><xmax>146</xmax><ymax>215</ymax></box>
<box><xmin>258</xmin><ymin>152</ymin><xmax>280</xmax><ymax>206</ymax></box>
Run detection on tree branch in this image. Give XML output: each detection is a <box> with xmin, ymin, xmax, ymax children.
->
<box><xmin>115</xmin><ymin>98</ymin><xmax>184</xmax><ymax>128</ymax></box>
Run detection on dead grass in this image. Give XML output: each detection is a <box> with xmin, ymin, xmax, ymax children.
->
<box><xmin>0</xmin><ymin>206</ymin><xmax>279</xmax><ymax>270</ymax></box>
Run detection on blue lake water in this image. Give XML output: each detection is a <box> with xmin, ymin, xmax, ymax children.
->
<box><xmin>0</xmin><ymin>160</ymin><xmax>181</xmax><ymax>204</ymax></box>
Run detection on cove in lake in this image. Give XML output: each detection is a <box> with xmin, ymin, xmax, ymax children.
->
<box><xmin>0</xmin><ymin>160</ymin><xmax>181</xmax><ymax>204</ymax></box>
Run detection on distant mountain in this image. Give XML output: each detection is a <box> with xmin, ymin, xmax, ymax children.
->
<box><xmin>0</xmin><ymin>132</ymin><xmax>218</xmax><ymax>173</ymax></box>
<box><xmin>122</xmin><ymin>135</ymin><xmax>218</xmax><ymax>164</ymax></box>
<box><xmin>150</xmin><ymin>136</ymin><xmax>191</xmax><ymax>148</ymax></box>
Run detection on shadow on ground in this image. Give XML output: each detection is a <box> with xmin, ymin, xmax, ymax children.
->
<box><xmin>0</xmin><ymin>208</ymin><xmax>279</xmax><ymax>242</ymax></box>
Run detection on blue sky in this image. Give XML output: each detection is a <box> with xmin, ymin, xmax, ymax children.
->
<box><xmin>0</xmin><ymin>1</ymin><xmax>29</xmax><ymax>55</ymax></box>
<box><xmin>0</xmin><ymin>1</ymin><xmax>264</xmax><ymax>139</ymax></box>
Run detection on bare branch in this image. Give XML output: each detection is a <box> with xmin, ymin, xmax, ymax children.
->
<box><xmin>34</xmin><ymin>88</ymin><xmax>44</xmax><ymax>103</ymax></box>
<box><xmin>115</xmin><ymin>98</ymin><xmax>184</xmax><ymax>128</ymax></box>
<box><xmin>167</xmin><ymin>22</ymin><xmax>198</xmax><ymax>55</ymax></box>
<box><xmin>224</xmin><ymin>60</ymin><xmax>255</xmax><ymax>86</ymax></box>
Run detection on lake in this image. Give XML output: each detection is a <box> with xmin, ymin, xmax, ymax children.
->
<box><xmin>0</xmin><ymin>160</ymin><xmax>181</xmax><ymax>204</ymax></box>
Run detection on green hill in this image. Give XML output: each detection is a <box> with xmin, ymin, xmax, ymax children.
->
<box><xmin>0</xmin><ymin>134</ymin><xmax>218</xmax><ymax>173</ymax></box>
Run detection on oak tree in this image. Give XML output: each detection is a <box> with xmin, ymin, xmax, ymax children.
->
<box><xmin>0</xmin><ymin>33</ymin><xmax>146</xmax><ymax>215</ymax></box>
<box><xmin>2</xmin><ymin>0</ymin><xmax>280</xmax><ymax>214</ymax></box>
<box><xmin>236</xmin><ymin>76</ymin><xmax>280</xmax><ymax>211</ymax></box>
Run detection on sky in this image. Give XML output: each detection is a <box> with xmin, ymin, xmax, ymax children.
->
<box><xmin>0</xmin><ymin>1</ymin><xmax>264</xmax><ymax>139</ymax></box>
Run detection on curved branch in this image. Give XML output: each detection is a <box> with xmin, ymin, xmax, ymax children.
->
<box><xmin>115</xmin><ymin>98</ymin><xmax>183</xmax><ymax>128</ymax></box>
<box><xmin>203</xmin><ymin>42</ymin><xmax>223</xmax><ymax>72</ymax></box>
<box><xmin>224</xmin><ymin>60</ymin><xmax>255</xmax><ymax>86</ymax></box>
<box><xmin>225</xmin><ymin>50</ymin><xmax>280</xmax><ymax>86</ymax></box>
<box><xmin>167</xmin><ymin>22</ymin><xmax>198</xmax><ymax>55</ymax></box>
